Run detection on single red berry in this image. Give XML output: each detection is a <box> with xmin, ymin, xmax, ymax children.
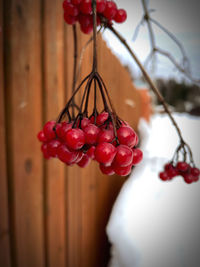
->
<box><xmin>47</xmin><ymin>140</ymin><xmax>61</xmax><ymax>157</ymax></box>
<box><xmin>63</xmin><ymin>2</ymin><xmax>79</xmax><ymax>16</ymax></box>
<box><xmin>37</xmin><ymin>130</ymin><xmax>47</xmax><ymax>142</ymax></box>
<box><xmin>164</xmin><ymin>163</ymin><xmax>174</xmax><ymax>171</ymax></box>
<box><xmin>96</xmin><ymin>111</ymin><xmax>109</xmax><ymax>125</ymax></box>
<box><xmin>192</xmin><ymin>175</ymin><xmax>199</xmax><ymax>182</ymax></box>
<box><xmin>166</xmin><ymin>168</ymin><xmax>178</xmax><ymax>179</ymax></box>
<box><xmin>114</xmin><ymin>9</ymin><xmax>127</xmax><ymax>23</ymax></box>
<box><xmin>79</xmin><ymin>0</ymin><xmax>92</xmax><ymax>14</ymax></box>
<box><xmin>176</xmin><ymin>161</ymin><xmax>189</xmax><ymax>172</ymax></box>
<box><xmin>159</xmin><ymin>171</ymin><xmax>169</xmax><ymax>181</ymax></box>
<box><xmin>95</xmin><ymin>142</ymin><xmax>116</xmax><ymax>165</ymax></box>
<box><xmin>80</xmin><ymin>117</ymin><xmax>91</xmax><ymax>129</ymax></box>
<box><xmin>41</xmin><ymin>143</ymin><xmax>51</xmax><ymax>159</ymax></box>
<box><xmin>43</xmin><ymin>121</ymin><xmax>56</xmax><ymax>141</ymax></box>
<box><xmin>97</xmin><ymin>129</ymin><xmax>114</xmax><ymax>143</ymax></box>
<box><xmin>86</xmin><ymin>146</ymin><xmax>96</xmax><ymax>159</ymax></box>
<box><xmin>65</xmin><ymin>128</ymin><xmax>85</xmax><ymax>150</ymax></box>
<box><xmin>57</xmin><ymin>144</ymin><xmax>78</xmax><ymax>164</ymax></box>
<box><xmin>64</xmin><ymin>13</ymin><xmax>78</xmax><ymax>24</ymax></box>
<box><xmin>96</xmin><ymin>0</ymin><xmax>106</xmax><ymax>13</ymax></box>
<box><xmin>132</xmin><ymin>148</ymin><xmax>143</xmax><ymax>165</ymax></box>
<box><xmin>84</xmin><ymin>124</ymin><xmax>100</xmax><ymax>145</ymax></box>
<box><xmin>182</xmin><ymin>173</ymin><xmax>194</xmax><ymax>184</ymax></box>
<box><xmin>71</xmin><ymin>0</ymin><xmax>82</xmax><ymax>5</ymax></box>
<box><xmin>80</xmin><ymin>23</ymin><xmax>93</xmax><ymax>34</ymax></box>
<box><xmin>112</xmin><ymin>162</ymin><xmax>132</xmax><ymax>176</ymax></box>
<box><xmin>78</xmin><ymin>14</ymin><xmax>92</xmax><ymax>27</ymax></box>
<box><xmin>73</xmin><ymin>151</ymin><xmax>84</xmax><ymax>164</ymax></box>
<box><xmin>103</xmin><ymin>1</ymin><xmax>117</xmax><ymax>20</ymax></box>
<box><xmin>114</xmin><ymin>145</ymin><xmax>133</xmax><ymax>167</ymax></box>
<box><xmin>77</xmin><ymin>154</ymin><xmax>91</xmax><ymax>168</ymax></box>
<box><xmin>117</xmin><ymin>126</ymin><xmax>137</xmax><ymax>148</ymax></box>
<box><xmin>191</xmin><ymin>167</ymin><xmax>200</xmax><ymax>176</ymax></box>
<box><xmin>99</xmin><ymin>164</ymin><xmax>115</xmax><ymax>175</ymax></box>
<box><xmin>57</xmin><ymin>121</ymin><xmax>73</xmax><ymax>140</ymax></box>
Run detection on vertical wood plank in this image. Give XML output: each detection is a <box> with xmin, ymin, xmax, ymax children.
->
<box><xmin>43</xmin><ymin>0</ymin><xmax>66</xmax><ymax>266</ymax></box>
<box><xmin>0</xmin><ymin>0</ymin><xmax>11</xmax><ymax>265</ymax></box>
<box><xmin>4</xmin><ymin>0</ymin><xmax>45</xmax><ymax>266</ymax></box>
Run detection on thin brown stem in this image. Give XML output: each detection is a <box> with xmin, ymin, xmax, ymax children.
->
<box><xmin>92</xmin><ymin>0</ymin><xmax>97</xmax><ymax>71</ymax></box>
<box><xmin>72</xmin><ymin>25</ymin><xmax>78</xmax><ymax>118</ymax></box>
<box><xmin>108</xmin><ymin>24</ymin><xmax>185</xmax><ymax>143</ymax></box>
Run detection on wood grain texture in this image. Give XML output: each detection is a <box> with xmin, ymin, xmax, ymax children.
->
<box><xmin>0</xmin><ymin>0</ymin><xmax>11</xmax><ymax>265</ymax></box>
<box><xmin>42</xmin><ymin>0</ymin><xmax>66</xmax><ymax>266</ymax></box>
<box><xmin>3</xmin><ymin>0</ymin><xmax>45</xmax><ymax>266</ymax></box>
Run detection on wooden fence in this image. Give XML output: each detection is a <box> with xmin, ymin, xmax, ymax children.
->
<box><xmin>0</xmin><ymin>0</ymin><xmax>147</xmax><ymax>266</ymax></box>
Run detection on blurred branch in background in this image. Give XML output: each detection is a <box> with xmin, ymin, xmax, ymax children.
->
<box><xmin>133</xmin><ymin>0</ymin><xmax>200</xmax><ymax>85</ymax></box>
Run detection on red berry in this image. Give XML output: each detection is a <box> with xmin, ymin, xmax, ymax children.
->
<box><xmin>37</xmin><ymin>130</ymin><xmax>47</xmax><ymax>142</ymax></box>
<box><xmin>97</xmin><ymin>129</ymin><xmax>114</xmax><ymax>143</ymax></box>
<box><xmin>159</xmin><ymin>171</ymin><xmax>169</xmax><ymax>181</ymax></box>
<box><xmin>103</xmin><ymin>1</ymin><xmax>117</xmax><ymax>20</ymax></box>
<box><xmin>57</xmin><ymin>121</ymin><xmax>73</xmax><ymax>140</ymax></box>
<box><xmin>166</xmin><ymin>168</ymin><xmax>178</xmax><ymax>179</ymax></box>
<box><xmin>191</xmin><ymin>167</ymin><xmax>200</xmax><ymax>176</ymax></box>
<box><xmin>74</xmin><ymin>151</ymin><xmax>84</xmax><ymax>163</ymax></box>
<box><xmin>79</xmin><ymin>0</ymin><xmax>92</xmax><ymax>14</ymax></box>
<box><xmin>65</xmin><ymin>128</ymin><xmax>85</xmax><ymax>150</ymax></box>
<box><xmin>64</xmin><ymin>13</ymin><xmax>78</xmax><ymax>24</ymax></box>
<box><xmin>71</xmin><ymin>0</ymin><xmax>82</xmax><ymax>5</ymax></box>
<box><xmin>84</xmin><ymin>124</ymin><xmax>100</xmax><ymax>144</ymax></box>
<box><xmin>63</xmin><ymin>0</ymin><xmax>70</xmax><ymax>9</ymax></box>
<box><xmin>182</xmin><ymin>173</ymin><xmax>194</xmax><ymax>184</ymax></box>
<box><xmin>112</xmin><ymin>162</ymin><xmax>132</xmax><ymax>176</ymax></box>
<box><xmin>96</xmin><ymin>0</ymin><xmax>106</xmax><ymax>13</ymax></box>
<box><xmin>43</xmin><ymin>121</ymin><xmax>56</xmax><ymax>141</ymax></box>
<box><xmin>86</xmin><ymin>146</ymin><xmax>96</xmax><ymax>159</ymax></box>
<box><xmin>99</xmin><ymin>164</ymin><xmax>115</xmax><ymax>175</ymax></box>
<box><xmin>95</xmin><ymin>142</ymin><xmax>116</xmax><ymax>165</ymax></box>
<box><xmin>81</xmin><ymin>117</ymin><xmax>91</xmax><ymax>129</ymax></box>
<box><xmin>47</xmin><ymin>140</ymin><xmax>61</xmax><ymax>157</ymax></box>
<box><xmin>80</xmin><ymin>23</ymin><xmax>93</xmax><ymax>34</ymax></box>
<box><xmin>41</xmin><ymin>143</ymin><xmax>51</xmax><ymax>159</ymax></box>
<box><xmin>77</xmin><ymin>154</ymin><xmax>91</xmax><ymax>168</ymax></box>
<box><xmin>57</xmin><ymin>144</ymin><xmax>78</xmax><ymax>164</ymax></box>
<box><xmin>164</xmin><ymin>163</ymin><xmax>174</xmax><ymax>171</ymax></box>
<box><xmin>114</xmin><ymin>9</ymin><xmax>127</xmax><ymax>23</ymax></box>
<box><xmin>117</xmin><ymin>126</ymin><xmax>137</xmax><ymax>148</ymax></box>
<box><xmin>114</xmin><ymin>145</ymin><xmax>133</xmax><ymax>167</ymax></box>
<box><xmin>96</xmin><ymin>111</ymin><xmax>109</xmax><ymax>125</ymax></box>
<box><xmin>63</xmin><ymin>2</ymin><xmax>79</xmax><ymax>16</ymax></box>
<box><xmin>132</xmin><ymin>148</ymin><xmax>143</xmax><ymax>165</ymax></box>
<box><xmin>176</xmin><ymin>162</ymin><xmax>189</xmax><ymax>172</ymax></box>
<box><xmin>78</xmin><ymin>14</ymin><xmax>92</xmax><ymax>27</ymax></box>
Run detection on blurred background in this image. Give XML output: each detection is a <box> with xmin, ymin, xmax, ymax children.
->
<box><xmin>0</xmin><ymin>0</ymin><xmax>199</xmax><ymax>267</ymax></box>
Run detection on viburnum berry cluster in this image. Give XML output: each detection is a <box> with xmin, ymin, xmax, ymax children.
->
<box><xmin>159</xmin><ymin>143</ymin><xmax>200</xmax><ymax>184</ymax></box>
<box><xmin>63</xmin><ymin>0</ymin><xmax>127</xmax><ymax>34</ymax></box>
<box><xmin>37</xmin><ymin>71</ymin><xmax>143</xmax><ymax>177</ymax></box>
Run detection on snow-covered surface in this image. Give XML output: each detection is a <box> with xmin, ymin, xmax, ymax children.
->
<box><xmin>106</xmin><ymin>113</ymin><xmax>200</xmax><ymax>267</ymax></box>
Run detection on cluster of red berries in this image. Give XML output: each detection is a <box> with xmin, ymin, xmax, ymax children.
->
<box><xmin>159</xmin><ymin>161</ymin><xmax>200</xmax><ymax>184</ymax></box>
<box><xmin>63</xmin><ymin>0</ymin><xmax>127</xmax><ymax>34</ymax></box>
<box><xmin>37</xmin><ymin>112</ymin><xmax>143</xmax><ymax>176</ymax></box>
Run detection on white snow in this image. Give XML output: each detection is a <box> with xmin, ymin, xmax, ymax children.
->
<box><xmin>106</xmin><ymin>113</ymin><xmax>200</xmax><ymax>267</ymax></box>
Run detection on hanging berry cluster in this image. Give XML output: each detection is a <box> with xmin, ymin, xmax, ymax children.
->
<box><xmin>37</xmin><ymin>71</ymin><xmax>143</xmax><ymax>176</ymax></box>
<box><xmin>63</xmin><ymin>0</ymin><xmax>127</xmax><ymax>34</ymax></box>
<box><xmin>159</xmin><ymin>143</ymin><xmax>200</xmax><ymax>184</ymax></box>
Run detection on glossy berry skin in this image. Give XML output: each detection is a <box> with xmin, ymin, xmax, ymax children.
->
<box><xmin>79</xmin><ymin>0</ymin><xmax>92</xmax><ymax>14</ymax></box>
<box><xmin>95</xmin><ymin>142</ymin><xmax>116</xmax><ymax>165</ymax></box>
<box><xmin>37</xmin><ymin>130</ymin><xmax>47</xmax><ymax>142</ymax></box>
<box><xmin>47</xmin><ymin>140</ymin><xmax>61</xmax><ymax>157</ymax></box>
<box><xmin>41</xmin><ymin>143</ymin><xmax>51</xmax><ymax>159</ymax></box>
<box><xmin>159</xmin><ymin>171</ymin><xmax>169</xmax><ymax>181</ymax></box>
<box><xmin>103</xmin><ymin>1</ymin><xmax>117</xmax><ymax>20</ymax></box>
<box><xmin>86</xmin><ymin>146</ymin><xmax>96</xmax><ymax>159</ymax></box>
<box><xmin>65</xmin><ymin>128</ymin><xmax>85</xmax><ymax>150</ymax></box>
<box><xmin>77</xmin><ymin>154</ymin><xmax>91</xmax><ymax>168</ymax></box>
<box><xmin>112</xmin><ymin>162</ymin><xmax>132</xmax><ymax>176</ymax></box>
<box><xmin>176</xmin><ymin>161</ymin><xmax>189</xmax><ymax>172</ymax></box>
<box><xmin>99</xmin><ymin>164</ymin><xmax>115</xmax><ymax>175</ymax></box>
<box><xmin>57</xmin><ymin>144</ymin><xmax>78</xmax><ymax>164</ymax></box>
<box><xmin>132</xmin><ymin>148</ymin><xmax>143</xmax><ymax>165</ymax></box>
<box><xmin>73</xmin><ymin>151</ymin><xmax>84</xmax><ymax>164</ymax></box>
<box><xmin>63</xmin><ymin>2</ymin><xmax>79</xmax><ymax>16</ymax></box>
<box><xmin>191</xmin><ymin>167</ymin><xmax>200</xmax><ymax>176</ymax></box>
<box><xmin>57</xmin><ymin>122</ymin><xmax>73</xmax><ymax>140</ymax></box>
<box><xmin>96</xmin><ymin>112</ymin><xmax>109</xmax><ymax>125</ymax></box>
<box><xmin>64</xmin><ymin>13</ymin><xmax>78</xmax><ymax>24</ymax></box>
<box><xmin>96</xmin><ymin>0</ymin><xmax>106</xmax><ymax>13</ymax></box>
<box><xmin>81</xmin><ymin>117</ymin><xmax>91</xmax><ymax>129</ymax></box>
<box><xmin>114</xmin><ymin>145</ymin><xmax>133</xmax><ymax>167</ymax></box>
<box><xmin>117</xmin><ymin>126</ymin><xmax>137</xmax><ymax>148</ymax></box>
<box><xmin>97</xmin><ymin>129</ymin><xmax>114</xmax><ymax>143</ymax></box>
<box><xmin>84</xmin><ymin>124</ymin><xmax>100</xmax><ymax>145</ymax></box>
<box><xmin>43</xmin><ymin>121</ymin><xmax>56</xmax><ymax>141</ymax></box>
<box><xmin>114</xmin><ymin>9</ymin><xmax>127</xmax><ymax>23</ymax></box>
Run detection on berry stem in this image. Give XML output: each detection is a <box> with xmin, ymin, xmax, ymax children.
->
<box><xmin>72</xmin><ymin>24</ymin><xmax>78</xmax><ymax>119</ymax></box>
<box><xmin>92</xmin><ymin>0</ymin><xmax>98</xmax><ymax>72</ymax></box>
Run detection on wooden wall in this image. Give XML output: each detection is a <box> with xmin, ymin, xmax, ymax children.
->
<box><xmin>0</xmin><ymin>0</ymin><xmax>143</xmax><ymax>266</ymax></box>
